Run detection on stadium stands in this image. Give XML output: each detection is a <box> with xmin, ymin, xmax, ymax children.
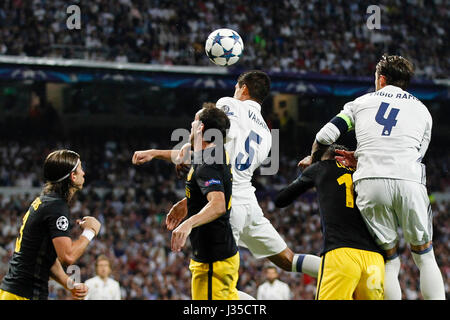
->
<box><xmin>0</xmin><ymin>0</ymin><xmax>447</xmax><ymax>79</ymax></box>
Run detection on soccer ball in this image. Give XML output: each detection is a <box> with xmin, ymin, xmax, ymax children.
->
<box><xmin>205</xmin><ymin>28</ymin><xmax>244</xmax><ymax>66</ymax></box>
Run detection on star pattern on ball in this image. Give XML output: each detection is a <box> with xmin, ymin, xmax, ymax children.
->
<box><xmin>230</xmin><ymin>32</ymin><xmax>241</xmax><ymax>45</ymax></box>
<box><xmin>212</xmin><ymin>33</ymin><xmax>224</xmax><ymax>46</ymax></box>
<box><xmin>220</xmin><ymin>48</ymin><xmax>236</xmax><ymax>61</ymax></box>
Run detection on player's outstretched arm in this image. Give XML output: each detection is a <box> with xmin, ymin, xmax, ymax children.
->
<box><xmin>132</xmin><ymin>149</ymin><xmax>177</xmax><ymax>165</ymax></box>
<box><xmin>132</xmin><ymin>143</ymin><xmax>192</xmax><ymax>165</ymax></box>
<box><xmin>171</xmin><ymin>191</ymin><xmax>226</xmax><ymax>252</ymax></box>
<box><xmin>275</xmin><ymin>178</ymin><xmax>312</xmax><ymax>208</ymax></box>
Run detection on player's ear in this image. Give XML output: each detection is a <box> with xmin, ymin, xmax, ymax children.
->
<box><xmin>379</xmin><ymin>74</ymin><xmax>387</xmax><ymax>88</ymax></box>
<box><xmin>242</xmin><ymin>84</ymin><xmax>249</xmax><ymax>96</ymax></box>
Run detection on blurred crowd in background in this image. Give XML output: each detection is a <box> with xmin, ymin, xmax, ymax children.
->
<box><xmin>0</xmin><ymin>137</ymin><xmax>448</xmax><ymax>300</ymax></box>
<box><xmin>0</xmin><ymin>0</ymin><xmax>448</xmax><ymax>79</ymax></box>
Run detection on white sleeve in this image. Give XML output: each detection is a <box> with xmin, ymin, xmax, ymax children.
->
<box><xmin>339</xmin><ymin>99</ymin><xmax>357</xmax><ymax>130</ymax></box>
<box><xmin>216</xmin><ymin>97</ymin><xmax>239</xmax><ymax>139</ymax></box>
<box><xmin>315</xmin><ymin>122</ymin><xmax>341</xmax><ymax>145</ymax></box>
<box><xmin>419</xmin><ymin>112</ymin><xmax>432</xmax><ymax>159</ymax></box>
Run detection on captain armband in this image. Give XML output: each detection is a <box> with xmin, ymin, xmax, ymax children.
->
<box><xmin>316</xmin><ymin>113</ymin><xmax>354</xmax><ymax>145</ymax></box>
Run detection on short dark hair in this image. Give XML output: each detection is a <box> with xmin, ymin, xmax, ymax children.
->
<box><xmin>43</xmin><ymin>149</ymin><xmax>80</xmax><ymax>202</ymax></box>
<box><xmin>198</xmin><ymin>102</ymin><xmax>230</xmax><ymax>143</ymax></box>
<box><xmin>375</xmin><ymin>54</ymin><xmax>414</xmax><ymax>90</ymax></box>
<box><xmin>237</xmin><ymin>70</ymin><xmax>270</xmax><ymax>104</ymax></box>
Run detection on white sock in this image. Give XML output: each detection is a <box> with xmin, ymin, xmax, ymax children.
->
<box><xmin>384</xmin><ymin>256</ymin><xmax>402</xmax><ymax>300</ymax></box>
<box><xmin>292</xmin><ymin>254</ymin><xmax>321</xmax><ymax>278</ymax></box>
<box><xmin>238</xmin><ymin>290</ymin><xmax>256</xmax><ymax>300</ymax></box>
<box><xmin>411</xmin><ymin>247</ymin><xmax>445</xmax><ymax>300</ymax></box>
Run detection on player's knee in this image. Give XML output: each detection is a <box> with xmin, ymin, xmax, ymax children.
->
<box><xmin>410</xmin><ymin>241</ymin><xmax>432</xmax><ymax>254</ymax></box>
<box><xmin>384</xmin><ymin>243</ymin><xmax>399</xmax><ymax>260</ymax></box>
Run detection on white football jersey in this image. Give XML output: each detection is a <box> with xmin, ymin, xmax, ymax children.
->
<box><xmin>339</xmin><ymin>85</ymin><xmax>432</xmax><ymax>184</ymax></box>
<box><xmin>84</xmin><ymin>276</ymin><xmax>121</xmax><ymax>300</ymax></box>
<box><xmin>216</xmin><ymin>97</ymin><xmax>272</xmax><ymax>204</ymax></box>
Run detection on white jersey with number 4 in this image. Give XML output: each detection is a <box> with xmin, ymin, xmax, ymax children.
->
<box><xmin>337</xmin><ymin>85</ymin><xmax>432</xmax><ymax>184</ymax></box>
<box><xmin>216</xmin><ymin>97</ymin><xmax>272</xmax><ymax>205</ymax></box>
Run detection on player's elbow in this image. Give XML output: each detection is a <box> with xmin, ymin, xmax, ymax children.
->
<box><xmin>207</xmin><ymin>192</ymin><xmax>227</xmax><ymax>217</ymax></box>
<box><xmin>274</xmin><ymin>191</ymin><xmax>291</xmax><ymax>208</ymax></box>
<box><xmin>212</xmin><ymin>200</ymin><xmax>226</xmax><ymax>217</ymax></box>
<box><xmin>59</xmin><ymin>255</ymin><xmax>75</xmax><ymax>266</ymax></box>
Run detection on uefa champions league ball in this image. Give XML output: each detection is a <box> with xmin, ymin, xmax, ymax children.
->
<box><xmin>205</xmin><ymin>28</ymin><xmax>244</xmax><ymax>66</ymax></box>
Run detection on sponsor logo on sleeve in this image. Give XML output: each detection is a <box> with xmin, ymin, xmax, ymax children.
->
<box><xmin>205</xmin><ymin>179</ymin><xmax>221</xmax><ymax>187</ymax></box>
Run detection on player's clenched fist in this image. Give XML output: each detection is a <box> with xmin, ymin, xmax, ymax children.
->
<box><xmin>297</xmin><ymin>155</ymin><xmax>312</xmax><ymax>169</ymax></box>
<box><xmin>132</xmin><ymin>150</ymin><xmax>155</xmax><ymax>165</ymax></box>
<box><xmin>70</xmin><ymin>283</ymin><xmax>89</xmax><ymax>300</ymax></box>
<box><xmin>77</xmin><ymin>216</ymin><xmax>101</xmax><ymax>236</ymax></box>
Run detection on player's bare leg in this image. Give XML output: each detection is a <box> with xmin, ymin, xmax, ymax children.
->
<box><xmin>267</xmin><ymin>247</ymin><xmax>321</xmax><ymax>278</ymax></box>
<box><xmin>410</xmin><ymin>241</ymin><xmax>445</xmax><ymax>300</ymax></box>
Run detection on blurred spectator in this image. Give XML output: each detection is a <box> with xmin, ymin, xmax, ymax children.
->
<box><xmin>85</xmin><ymin>255</ymin><xmax>121</xmax><ymax>300</ymax></box>
<box><xmin>257</xmin><ymin>265</ymin><xmax>292</xmax><ymax>300</ymax></box>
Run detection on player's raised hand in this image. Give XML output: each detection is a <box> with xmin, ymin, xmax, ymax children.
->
<box><xmin>171</xmin><ymin>220</ymin><xmax>192</xmax><ymax>252</ymax></box>
<box><xmin>335</xmin><ymin>149</ymin><xmax>357</xmax><ymax>168</ymax></box>
<box><xmin>166</xmin><ymin>198</ymin><xmax>188</xmax><ymax>230</ymax></box>
<box><xmin>297</xmin><ymin>155</ymin><xmax>312</xmax><ymax>169</ymax></box>
<box><xmin>192</xmin><ymin>121</ymin><xmax>204</xmax><ymax>152</ymax></box>
<box><xmin>132</xmin><ymin>150</ymin><xmax>155</xmax><ymax>165</ymax></box>
<box><xmin>174</xmin><ymin>143</ymin><xmax>192</xmax><ymax>164</ymax></box>
<box><xmin>70</xmin><ymin>282</ymin><xmax>88</xmax><ymax>300</ymax></box>
<box><xmin>77</xmin><ymin>216</ymin><xmax>101</xmax><ymax>236</ymax></box>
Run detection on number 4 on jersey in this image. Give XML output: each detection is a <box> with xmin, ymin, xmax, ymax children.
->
<box><xmin>375</xmin><ymin>102</ymin><xmax>400</xmax><ymax>136</ymax></box>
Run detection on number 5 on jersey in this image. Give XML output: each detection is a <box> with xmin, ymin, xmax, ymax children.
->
<box><xmin>235</xmin><ymin>130</ymin><xmax>262</xmax><ymax>171</ymax></box>
<box><xmin>375</xmin><ymin>102</ymin><xmax>400</xmax><ymax>136</ymax></box>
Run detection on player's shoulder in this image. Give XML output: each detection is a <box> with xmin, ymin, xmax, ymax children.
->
<box><xmin>39</xmin><ymin>194</ymin><xmax>69</xmax><ymax>215</ymax></box>
<box><xmin>351</xmin><ymin>91</ymin><xmax>375</xmax><ymax>106</ymax></box>
<box><xmin>216</xmin><ymin>97</ymin><xmax>241</xmax><ymax>115</ymax></box>
<box><xmin>302</xmin><ymin>160</ymin><xmax>324</xmax><ymax>175</ymax></box>
<box><xmin>196</xmin><ymin>161</ymin><xmax>226</xmax><ymax>178</ymax></box>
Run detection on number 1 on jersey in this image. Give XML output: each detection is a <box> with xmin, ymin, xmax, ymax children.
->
<box><xmin>337</xmin><ymin>173</ymin><xmax>354</xmax><ymax>208</ymax></box>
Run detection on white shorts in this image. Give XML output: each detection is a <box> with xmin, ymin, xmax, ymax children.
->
<box><xmin>230</xmin><ymin>202</ymin><xmax>287</xmax><ymax>259</ymax></box>
<box><xmin>354</xmin><ymin>178</ymin><xmax>433</xmax><ymax>250</ymax></box>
